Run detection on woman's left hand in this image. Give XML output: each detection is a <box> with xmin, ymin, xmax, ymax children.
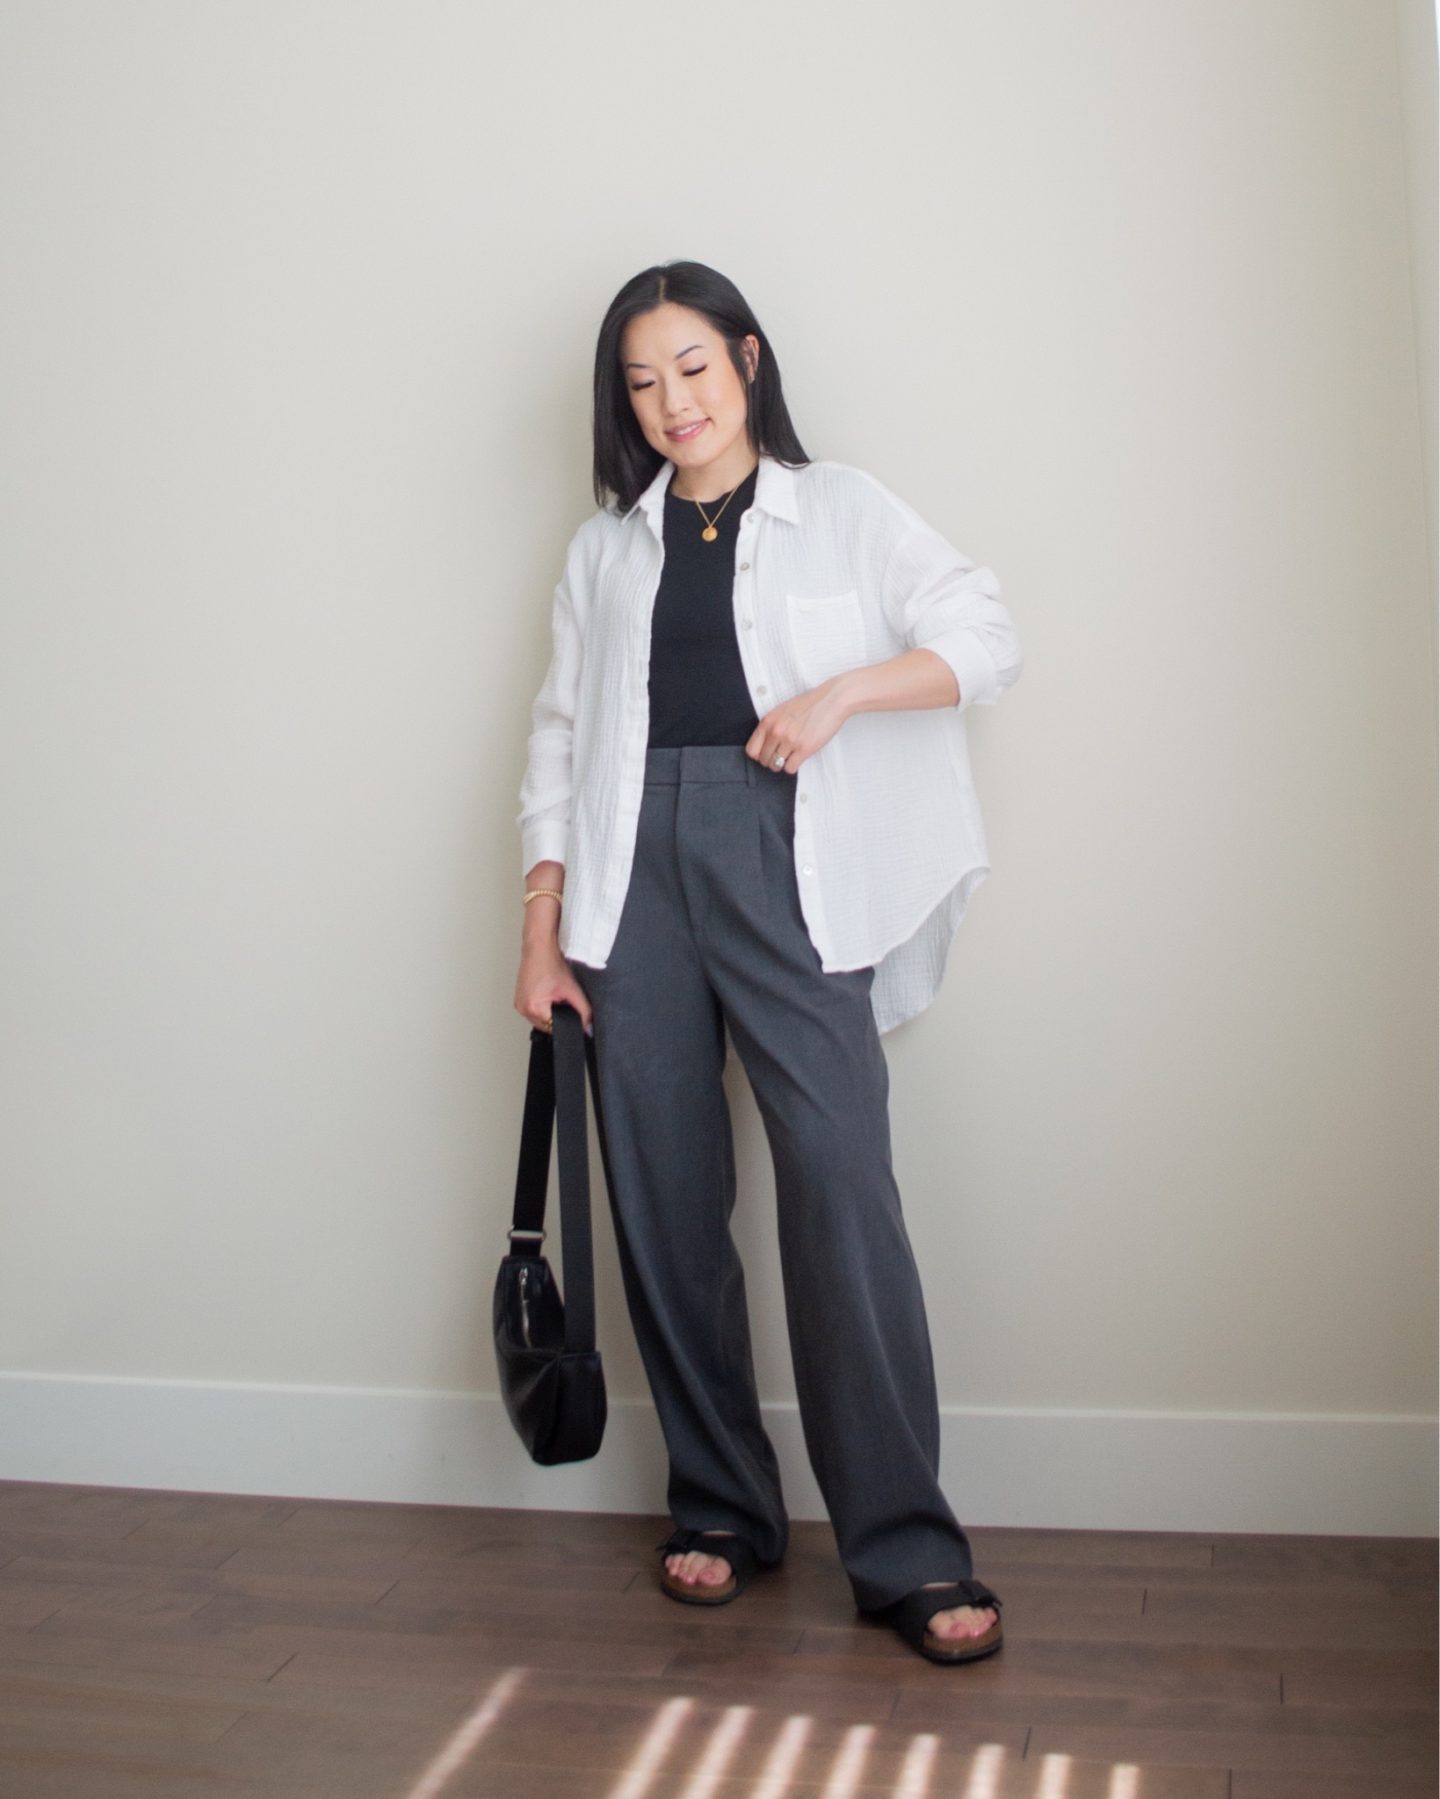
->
<box><xmin>745</xmin><ymin>675</ymin><xmax>851</xmax><ymax>775</ymax></box>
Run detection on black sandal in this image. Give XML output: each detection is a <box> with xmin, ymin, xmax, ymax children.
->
<box><xmin>655</xmin><ymin>1526</ymin><xmax>764</xmax><ymax>1606</ymax></box>
<box><xmin>871</xmin><ymin>1576</ymin><xmax>1004</xmax><ymax>1664</ymax></box>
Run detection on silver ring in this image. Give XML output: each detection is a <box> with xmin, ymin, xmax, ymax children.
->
<box><xmin>773</xmin><ymin>752</ymin><xmax>786</xmax><ymax>767</ymax></box>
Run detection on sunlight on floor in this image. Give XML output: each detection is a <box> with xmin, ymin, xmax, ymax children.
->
<box><xmin>401</xmin><ymin>1665</ymin><xmax>527</xmax><ymax>1797</ymax></box>
<box><xmin>402</xmin><ymin>1667</ymin><xmax>1146</xmax><ymax>1798</ymax></box>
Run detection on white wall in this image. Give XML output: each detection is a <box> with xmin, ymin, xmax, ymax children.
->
<box><xmin>1398</xmin><ymin>0</ymin><xmax>1439</xmax><ymax>629</ymax></box>
<box><xmin>1</xmin><ymin>0</ymin><xmax>1434</xmax><ymax>1534</ymax></box>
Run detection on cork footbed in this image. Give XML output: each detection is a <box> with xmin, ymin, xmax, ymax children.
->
<box><xmin>922</xmin><ymin>1609</ymin><xmax>1004</xmax><ymax>1660</ymax></box>
<box><xmin>880</xmin><ymin>1578</ymin><xmax>1006</xmax><ymax>1664</ymax></box>
<box><xmin>657</xmin><ymin>1529</ymin><xmax>755</xmax><ymax>1606</ymax></box>
<box><xmin>661</xmin><ymin>1558</ymin><xmax>739</xmax><ymax>1603</ymax></box>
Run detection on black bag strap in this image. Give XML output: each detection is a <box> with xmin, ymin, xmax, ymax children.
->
<box><xmin>509</xmin><ymin>1002</ymin><xmax>611</xmax><ymax>1354</ymax></box>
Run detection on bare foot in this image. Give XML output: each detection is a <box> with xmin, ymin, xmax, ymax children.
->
<box><xmin>920</xmin><ymin>1579</ymin><xmax>999</xmax><ymax>1640</ymax></box>
<box><xmin>665</xmin><ymin>1529</ymin><xmax>737</xmax><ymax>1589</ymax></box>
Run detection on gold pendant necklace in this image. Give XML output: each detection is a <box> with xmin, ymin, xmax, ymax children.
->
<box><xmin>692</xmin><ymin>483</ymin><xmax>742</xmax><ymax>543</ymax></box>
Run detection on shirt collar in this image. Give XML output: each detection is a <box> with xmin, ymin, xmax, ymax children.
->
<box><xmin>623</xmin><ymin>450</ymin><xmax>799</xmax><ymax>539</ymax></box>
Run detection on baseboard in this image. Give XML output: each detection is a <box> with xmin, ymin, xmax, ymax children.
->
<box><xmin>0</xmin><ymin>1372</ymin><xmax>1433</xmax><ymax>1534</ymax></box>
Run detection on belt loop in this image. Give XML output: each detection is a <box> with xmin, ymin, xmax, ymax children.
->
<box><xmin>745</xmin><ymin>752</ymin><xmax>758</xmax><ymax>787</ymax></box>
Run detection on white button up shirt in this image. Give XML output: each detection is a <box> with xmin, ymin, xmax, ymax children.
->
<box><xmin>516</xmin><ymin>452</ymin><xmax>1023</xmax><ymax>1035</ymax></box>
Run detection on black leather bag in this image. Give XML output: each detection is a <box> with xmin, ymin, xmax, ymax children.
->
<box><xmin>493</xmin><ymin>1001</ymin><xmax>611</xmax><ymax>1464</ymax></box>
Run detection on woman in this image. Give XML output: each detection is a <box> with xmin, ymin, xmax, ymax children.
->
<box><xmin>513</xmin><ymin>261</ymin><xmax>1022</xmax><ymax>1666</ymax></box>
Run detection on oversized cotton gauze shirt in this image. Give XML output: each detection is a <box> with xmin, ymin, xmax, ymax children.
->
<box><xmin>516</xmin><ymin>452</ymin><xmax>1023</xmax><ymax>1036</ymax></box>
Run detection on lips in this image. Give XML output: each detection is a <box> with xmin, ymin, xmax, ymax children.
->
<box><xmin>667</xmin><ymin>420</ymin><xmax>708</xmax><ymax>442</ymax></box>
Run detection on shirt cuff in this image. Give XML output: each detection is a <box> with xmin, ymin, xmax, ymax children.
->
<box><xmin>521</xmin><ymin>818</ymin><xmax>569</xmax><ymax>880</ymax></box>
<box><xmin>919</xmin><ymin>630</ymin><xmax>1000</xmax><ymax>711</ymax></box>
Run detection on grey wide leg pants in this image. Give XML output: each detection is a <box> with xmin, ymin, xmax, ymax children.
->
<box><xmin>568</xmin><ymin>743</ymin><xmax>976</xmax><ymax>1614</ymax></box>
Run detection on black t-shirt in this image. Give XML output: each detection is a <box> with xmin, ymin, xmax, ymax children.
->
<box><xmin>646</xmin><ymin>462</ymin><xmax>762</xmax><ymax>747</ymax></box>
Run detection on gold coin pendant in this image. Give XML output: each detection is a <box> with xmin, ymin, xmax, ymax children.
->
<box><xmin>701</xmin><ymin>525</ymin><xmax>718</xmax><ymax>542</ymax></box>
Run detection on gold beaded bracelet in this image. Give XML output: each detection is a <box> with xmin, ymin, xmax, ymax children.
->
<box><xmin>523</xmin><ymin>888</ymin><xmax>564</xmax><ymax>907</ymax></box>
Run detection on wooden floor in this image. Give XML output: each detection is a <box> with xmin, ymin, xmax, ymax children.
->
<box><xmin>0</xmin><ymin>1481</ymin><xmax>1432</xmax><ymax>1798</ymax></box>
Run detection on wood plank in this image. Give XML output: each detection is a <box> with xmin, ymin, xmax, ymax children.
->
<box><xmin>0</xmin><ymin>1480</ymin><xmax>1430</xmax><ymax>1798</ymax></box>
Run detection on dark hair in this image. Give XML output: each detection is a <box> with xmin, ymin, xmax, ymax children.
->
<box><xmin>591</xmin><ymin>260</ymin><xmax>810</xmax><ymax>514</ymax></box>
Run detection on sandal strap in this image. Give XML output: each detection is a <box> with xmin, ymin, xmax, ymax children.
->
<box><xmin>882</xmin><ymin>1577</ymin><xmax>1003</xmax><ymax>1642</ymax></box>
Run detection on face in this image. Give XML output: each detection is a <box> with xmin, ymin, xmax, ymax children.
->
<box><xmin>620</xmin><ymin>303</ymin><xmax>760</xmax><ymax>494</ymax></box>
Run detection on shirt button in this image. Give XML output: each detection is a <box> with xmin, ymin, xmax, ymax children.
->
<box><xmin>756</xmin><ymin>684</ymin><xmax>767</xmax><ymax>695</ymax></box>
<box><xmin>739</xmin><ymin>562</ymin><xmax>750</xmax><ymax>571</ymax></box>
<box><xmin>801</xmin><ymin>864</ymin><xmax>814</xmax><ymax>875</ymax></box>
<box><xmin>742</xmin><ymin>618</ymin><xmax>753</xmax><ymax>629</ymax></box>
<box><xmin>798</xmin><ymin>792</ymin><xmax>808</xmax><ymax>803</ymax></box>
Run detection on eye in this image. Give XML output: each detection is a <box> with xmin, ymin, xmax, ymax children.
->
<box><xmin>629</xmin><ymin>366</ymin><xmax>707</xmax><ymax>391</ymax></box>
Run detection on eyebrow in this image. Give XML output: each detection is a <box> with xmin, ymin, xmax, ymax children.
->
<box><xmin>624</xmin><ymin>343</ymin><xmax>705</xmax><ymax>370</ymax></box>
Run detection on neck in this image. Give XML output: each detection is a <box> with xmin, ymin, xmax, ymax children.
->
<box><xmin>671</xmin><ymin>450</ymin><xmax>760</xmax><ymax>504</ymax></box>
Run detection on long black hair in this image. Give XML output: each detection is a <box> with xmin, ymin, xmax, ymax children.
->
<box><xmin>592</xmin><ymin>261</ymin><xmax>810</xmax><ymax>514</ymax></box>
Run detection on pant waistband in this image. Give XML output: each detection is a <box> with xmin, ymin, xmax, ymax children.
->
<box><xmin>644</xmin><ymin>744</ymin><xmax>776</xmax><ymax>785</ymax></box>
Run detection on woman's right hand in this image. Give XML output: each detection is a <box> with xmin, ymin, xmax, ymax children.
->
<box><xmin>514</xmin><ymin>937</ymin><xmax>594</xmax><ymax>1037</ymax></box>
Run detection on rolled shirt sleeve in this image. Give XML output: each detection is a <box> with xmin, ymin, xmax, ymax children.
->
<box><xmin>516</xmin><ymin>553</ymin><xmax>583</xmax><ymax>878</ymax></box>
<box><xmin>881</xmin><ymin>520</ymin><xmax>1022</xmax><ymax>712</ymax></box>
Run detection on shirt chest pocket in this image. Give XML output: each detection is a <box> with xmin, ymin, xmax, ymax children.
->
<box><xmin>784</xmin><ymin>589</ymin><xmax>868</xmax><ymax>687</ymax></box>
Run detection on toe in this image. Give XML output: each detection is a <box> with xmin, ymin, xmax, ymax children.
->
<box><xmin>664</xmin><ymin>1532</ymin><xmax>738</xmax><ymax>1591</ymax></box>
<box><xmin>929</xmin><ymin>1604</ymin><xmax>997</xmax><ymax>1638</ymax></box>
<box><xmin>667</xmin><ymin>1549</ymin><xmax>730</xmax><ymax>1587</ymax></box>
